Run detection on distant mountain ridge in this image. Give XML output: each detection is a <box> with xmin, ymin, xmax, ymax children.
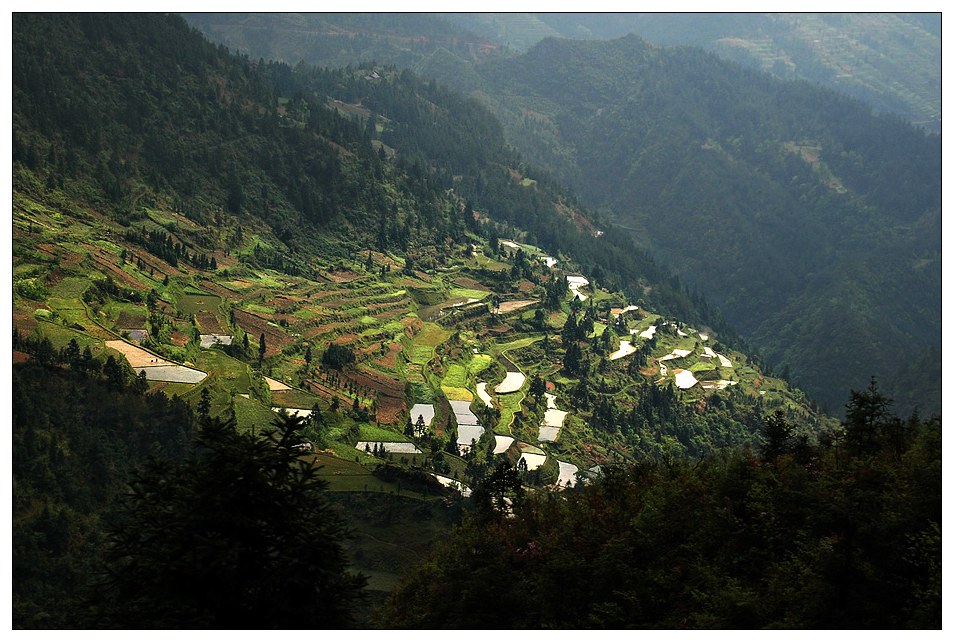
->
<box><xmin>444</xmin><ymin>12</ymin><xmax>941</xmax><ymax>132</ymax></box>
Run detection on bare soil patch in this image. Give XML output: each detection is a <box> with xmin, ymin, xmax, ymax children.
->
<box><xmin>39</xmin><ymin>244</ymin><xmax>85</xmax><ymax>270</ymax></box>
<box><xmin>13</xmin><ymin>313</ymin><xmax>39</xmax><ymax>337</ymax></box>
<box><xmin>375</xmin><ymin>395</ymin><xmax>405</xmax><ymax>425</ymax></box>
<box><xmin>117</xmin><ymin>311</ymin><xmax>147</xmax><ymax>327</ymax></box>
<box><xmin>372</xmin><ymin>342</ymin><xmax>403</xmax><ymax>370</ymax></box>
<box><xmin>264</xmin><ymin>376</ymin><xmax>291</xmax><ymax>391</ymax></box>
<box><xmin>326</xmin><ymin>269</ymin><xmax>365</xmax><ymax>283</ymax></box>
<box><xmin>497</xmin><ymin>299</ymin><xmax>537</xmax><ymax>314</ymax></box>
<box><xmin>197</xmin><ymin>279</ymin><xmax>240</xmax><ymax>299</ymax></box>
<box><xmin>105</xmin><ymin>339</ymin><xmax>171</xmax><ymax>368</ymax></box>
<box><xmin>350</xmin><ymin>367</ymin><xmax>404</xmax><ymax>398</ymax></box>
<box><xmin>89</xmin><ymin>253</ymin><xmax>150</xmax><ymax>290</ymax></box>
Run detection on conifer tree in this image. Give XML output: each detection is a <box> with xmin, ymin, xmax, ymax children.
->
<box><xmin>88</xmin><ymin>414</ymin><xmax>366</xmax><ymax>628</ymax></box>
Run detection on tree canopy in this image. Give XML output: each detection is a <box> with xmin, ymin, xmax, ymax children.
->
<box><xmin>87</xmin><ymin>413</ymin><xmax>366</xmax><ymax>629</ymax></box>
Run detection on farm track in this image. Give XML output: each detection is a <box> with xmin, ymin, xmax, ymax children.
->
<box><xmin>302</xmin><ymin>378</ymin><xmax>341</xmax><ymax>399</ymax></box>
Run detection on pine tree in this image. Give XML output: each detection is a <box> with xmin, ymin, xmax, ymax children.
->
<box><xmin>88</xmin><ymin>414</ymin><xmax>366</xmax><ymax>628</ymax></box>
<box><xmin>415</xmin><ymin>414</ymin><xmax>427</xmax><ymax>438</ymax></box>
<box><xmin>844</xmin><ymin>376</ymin><xmax>892</xmax><ymax>456</ymax></box>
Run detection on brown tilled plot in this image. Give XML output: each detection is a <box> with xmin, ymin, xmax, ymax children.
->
<box><xmin>195</xmin><ymin>311</ymin><xmax>227</xmax><ymax>334</ymax></box>
<box><xmin>372</xmin><ymin>342</ymin><xmax>403</xmax><ymax>370</ymax></box>
<box><xmin>13</xmin><ymin>312</ymin><xmax>40</xmax><ymax>337</ymax></box>
<box><xmin>89</xmin><ymin>253</ymin><xmax>151</xmax><ymax>290</ymax></box>
<box><xmin>232</xmin><ymin>309</ymin><xmax>293</xmax><ymax>358</ymax></box>
<box><xmin>349</xmin><ymin>367</ymin><xmax>404</xmax><ymax>398</ymax></box>
<box><xmin>375</xmin><ymin>394</ymin><xmax>405</xmax><ymax>425</ymax></box>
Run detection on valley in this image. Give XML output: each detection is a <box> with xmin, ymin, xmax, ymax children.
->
<box><xmin>13</xmin><ymin>161</ymin><xmax>831</xmax><ymax>598</ymax></box>
<box><xmin>11</xmin><ymin>13</ymin><xmax>939</xmax><ymax>629</ymax></box>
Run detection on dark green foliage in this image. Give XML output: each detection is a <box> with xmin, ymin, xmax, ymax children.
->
<box><xmin>457</xmin><ymin>35</ymin><xmax>939</xmax><ymax>416</ymax></box>
<box><xmin>382</xmin><ymin>404</ymin><xmax>940</xmax><ymax>629</ymax></box>
<box><xmin>88</xmin><ymin>414</ymin><xmax>367</xmax><ymax>629</ymax></box>
<box><xmin>471</xmin><ymin>462</ymin><xmax>524</xmax><ymax>522</ymax></box>
<box><xmin>842</xmin><ymin>376</ymin><xmax>895</xmax><ymax>456</ymax></box>
<box><xmin>322</xmin><ymin>343</ymin><xmax>356</xmax><ymax>370</ymax></box>
<box><xmin>13</xmin><ymin>361</ymin><xmax>195</xmax><ymax>629</ymax></box>
<box><xmin>760</xmin><ymin>409</ymin><xmax>796</xmax><ymax>463</ymax></box>
<box><xmin>13</xmin><ymin>13</ymin><xmax>458</xmax><ymax>263</ymax></box>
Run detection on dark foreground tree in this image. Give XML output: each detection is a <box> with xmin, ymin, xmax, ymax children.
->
<box><xmin>381</xmin><ymin>401</ymin><xmax>940</xmax><ymax>629</ymax></box>
<box><xmin>88</xmin><ymin>413</ymin><xmax>366</xmax><ymax>629</ymax></box>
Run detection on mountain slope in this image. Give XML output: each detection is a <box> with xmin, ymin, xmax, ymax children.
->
<box><xmin>11</xmin><ymin>13</ymin><xmax>842</xmax><ymax>488</ymax></box>
<box><xmin>14</xmin><ymin>14</ymin><xmax>861</xmax><ymax>628</ymax></box>
<box><xmin>445</xmin><ymin>12</ymin><xmax>941</xmax><ymax>132</ymax></box>
<box><xmin>454</xmin><ymin>35</ymin><xmax>940</xmax><ymax>416</ymax></box>
<box><xmin>181</xmin><ymin>14</ymin><xmax>941</xmax><ymax>416</ymax></box>
<box><xmin>184</xmin><ymin>12</ymin><xmax>505</xmax><ymax>72</ymax></box>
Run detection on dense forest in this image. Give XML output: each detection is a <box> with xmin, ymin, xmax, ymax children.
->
<box><xmin>451</xmin><ymin>35</ymin><xmax>941</xmax><ymax>417</ymax></box>
<box><xmin>13</xmin><ymin>354</ymin><xmax>365</xmax><ymax>628</ymax></box>
<box><xmin>383</xmin><ymin>398</ymin><xmax>941</xmax><ymax>628</ymax></box>
<box><xmin>13</xmin><ymin>346</ymin><xmax>195</xmax><ymax>628</ymax></box>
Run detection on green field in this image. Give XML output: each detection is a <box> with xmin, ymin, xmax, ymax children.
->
<box><xmin>233</xmin><ymin>395</ymin><xmax>284</xmax><ymax>433</ymax></box>
<box><xmin>496</xmin><ymin>389</ymin><xmax>525</xmax><ymax>435</ymax></box>
<box><xmin>358</xmin><ymin>424</ymin><xmax>410</xmax><ymax>443</ymax></box>
<box><xmin>441</xmin><ymin>364</ymin><xmax>468</xmax><ymax>389</ymax></box>
<box><xmin>441</xmin><ymin>385</ymin><xmax>473</xmax><ymax>402</ymax></box>
<box><xmin>193</xmin><ymin>349</ymin><xmax>252</xmax><ymax>391</ymax></box>
<box><xmin>467</xmin><ymin>353</ymin><xmax>493</xmax><ymax>375</ymax></box>
<box><xmin>177</xmin><ymin>292</ymin><xmax>222</xmax><ymax>315</ymax></box>
<box><xmin>271</xmin><ymin>387</ymin><xmax>321</xmax><ymax>409</ymax></box>
<box><xmin>448</xmin><ymin>287</ymin><xmax>490</xmax><ymax>301</ymax></box>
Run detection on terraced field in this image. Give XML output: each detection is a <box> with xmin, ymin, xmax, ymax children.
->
<box><xmin>13</xmin><ymin>195</ymin><xmax>831</xmax><ymax>520</ymax></box>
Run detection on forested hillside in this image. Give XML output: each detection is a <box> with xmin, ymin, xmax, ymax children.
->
<box><xmin>445</xmin><ymin>13</ymin><xmax>941</xmax><ymax>132</ymax></box>
<box><xmin>183</xmin><ymin>13</ymin><xmax>942</xmax><ymax>417</ymax></box>
<box><xmin>454</xmin><ymin>35</ymin><xmax>941</xmax><ymax>416</ymax></box>
<box><xmin>383</xmin><ymin>405</ymin><xmax>942</xmax><ymax>628</ymax></box>
<box><xmin>12</xmin><ymin>13</ymin><xmax>939</xmax><ymax>629</ymax></box>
